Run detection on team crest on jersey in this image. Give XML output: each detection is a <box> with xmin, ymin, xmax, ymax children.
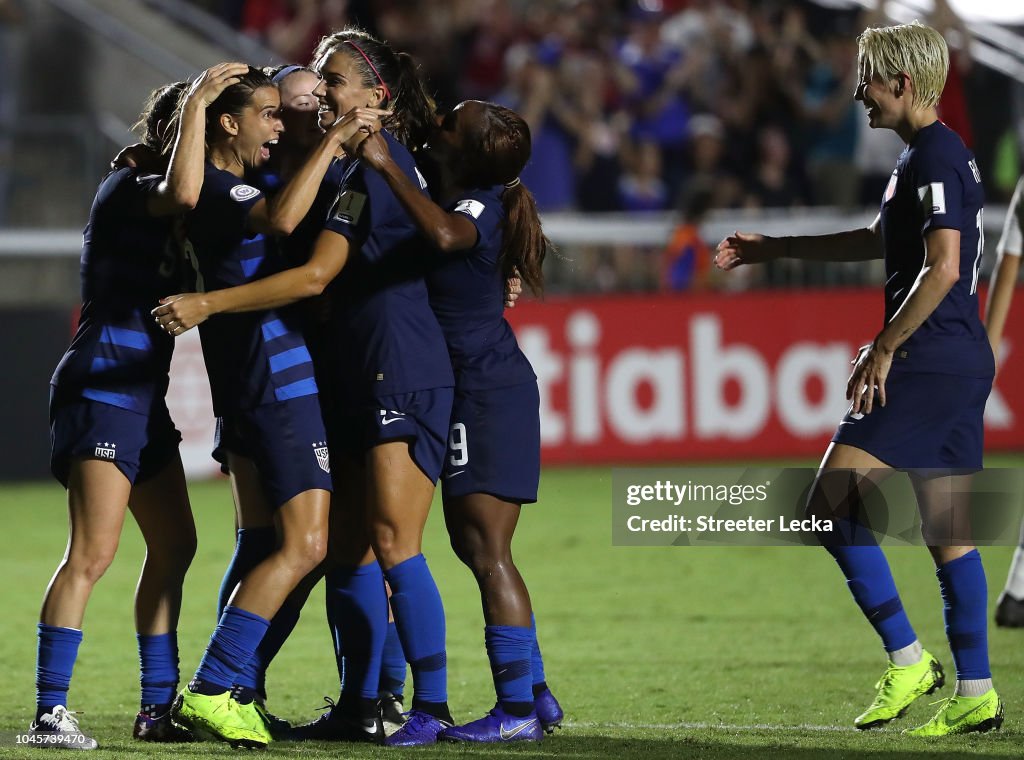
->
<box><xmin>454</xmin><ymin>199</ymin><xmax>485</xmax><ymax>219</ymax></box>
<box><xmin>230</xmin><ymin>184</ymin><xmax>260</xmax><ymax>202</ymax></box>
<box><xmin>330</xmin><ymin>188</ymin><xmax>367</xmax><ymax>224</ymax></box>
<box><xmin>883</xmin><ymin>171</ymin><xmax>898</xmax><ymax>203</ymax></box>
<box><xmin>312</xmin><ymin>441</ymin><xmax>330</xmax><ymax>474</ymax></box>
<box><xmin>94</xmin><ymin>442</ymin><xmax>117</xmax><ymax>460</ymax></box>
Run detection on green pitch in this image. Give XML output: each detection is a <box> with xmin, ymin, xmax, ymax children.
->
<box><xmin>1</xmin><ymin>459</ymin><xmax>1023</xmax><ymax>758</ymax></box>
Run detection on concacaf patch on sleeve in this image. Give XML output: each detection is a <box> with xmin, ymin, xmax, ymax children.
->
<box><xmin>330</xmin><ymin>188</ymin><xmax>367</xmax><ymax>224</ymax></box>
<box><xmin>916</xmin><ymin>182</ymin><xmax>946</xmax><ymax>216</ymax></box>
<box><xmin>453</xmin><ymin>199</ymin><xmax>485</xmax><ymax>219</ymax></box>
<box><xmin>230</xmin><ymin>184</ymin><xmax>261</xmax><ymax>202</ymax></box>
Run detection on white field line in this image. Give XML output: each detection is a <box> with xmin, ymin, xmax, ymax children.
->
<box><xmin>568</xmin><ymin>721</ymin><xmax>857</xmax><ymax>733</ymax></box>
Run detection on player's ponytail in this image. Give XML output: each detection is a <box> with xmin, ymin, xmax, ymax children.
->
<box><xmin>390</xmin><ymin>51</ymin><xmax>437</xmax><ymax>152</ymax></box>
<box><xmin>501</xmin><ymin>180</ymin><xmax>548</xmax><ymax>296</ymax></box>
<box><xmin>133</xmin><ymin>81</ymin><xmax>188</xmax><ymax>155</ymax></box>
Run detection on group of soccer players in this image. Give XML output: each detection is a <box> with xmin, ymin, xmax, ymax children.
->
<box><xmin>34</xmin><ymin>26</ymin><xmax>561</xmax><ymax>750</ymax></box>
<box><xmin>30</xmin><ymin>15</ymin><xmax>1016</xmax><ymax>751</ymax></box>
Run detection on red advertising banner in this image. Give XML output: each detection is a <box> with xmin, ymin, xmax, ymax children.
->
<box><xmin>505</xmin><ymin>288</ymin><xmax>1023</xmax><ymax>464</ymax></box>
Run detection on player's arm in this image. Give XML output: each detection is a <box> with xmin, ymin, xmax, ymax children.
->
<box><xmin>246</xmin><ymin>107</ymin><xmax>386</xmax><ymax>236</ymax></box>
<box><xmin>356</xmin><ymin>132</ymin><xmax>478</xmax><ymax>252</ymax></box>
<box><xmin>714</xmin><ymin>215</ymin><xmax>883</xmax><ymax>269</ymax></box>
<box><xmin>986</xmin><ymin>179</ymin><xmax>1023</xmax><ymax>358</ymax></box>
<box><xmin>847</xmin><ymin>227</ymin><xmax>961</xmax><ymax>414</ymax></box>
<box><xmin>151</xmin><ymin>229</ymin><xmax>352</xmax><ymax>332</ymax></box>
<box><xmin>147</xmin><ymin>63</ymin><xmax>250</xmax><ymax>216</ymax></box>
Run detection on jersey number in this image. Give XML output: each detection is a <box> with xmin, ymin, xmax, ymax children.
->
<box><xmin>971</xmin><ymin>209</ymin><xmax>983</xmax><ymax>295</ymax></box>
<box><xmin>182</xmin><ymin>237</ymin><xmax>206</xmax><ymax>293</ymax></box>
<box><xmin>448</xmin><ymin>422</ymin><xmax>469</xmax><ymax>467</ymax></box>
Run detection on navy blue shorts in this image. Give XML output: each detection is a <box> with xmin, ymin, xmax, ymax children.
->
<box><xmin>831</xmin><ymin>370</ymin><xmax>992</xmax><ymax>470</ymax></box>
<box><xmin>329</xmin><ymin>388</ymin><xmax>454</xmax><ymax>483</ymax></box>
<box><xmin>441</xmin><ymin>382</ymin><xmax>540</xmax><ymax>504</ymax></box>
<box><xmin>49</xmin><ymin>396</ymin><xmax>181</xmax><ymax>488</ymax></box>
<box><xmin>215</xmin><ymin>395</ymin><xmax>332</xmax><ymax>509</ymax></box>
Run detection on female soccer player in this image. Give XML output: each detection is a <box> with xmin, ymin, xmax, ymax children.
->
<box><xmin>715</xmin><ymin>21</ymin><xmax>1001</xmax><ymax>737</ymax></box>
<box><xmin>990</xmin><ymin>175</ymin><xmax>1023</xmax><ymax>627</ymax></box>
<box><xmin>154</xmin><ymin>30</ymin><xmax>457</xmax><ymax>746</ymax></box>
<box><xmin>355</xmin><ymin>100</ymin><xmax>563</xmax><ymax>742</ymax></box>
<box><xmin>163</xmin><ymin>66</ymin><xmax>379</xmax><ymax>749</ymax></box>
<box><xmin>31</xmin><ymin>63</ymin><xmax>248</xmax><ymax>749</ymax></box>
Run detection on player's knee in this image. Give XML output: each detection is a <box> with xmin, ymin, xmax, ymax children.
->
<box><xmin>146</xmin><ymin>530</ymin><xmax>197</xmax><ymax>575</ymax></box>
<box><xmin>66</xmin><ymin>544</ymin><xmax>119</xmax><ymax>584</ymax></box>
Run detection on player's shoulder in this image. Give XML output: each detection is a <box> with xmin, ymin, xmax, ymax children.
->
<box><xmin>204</xmin><ymin>162</ymin><xmax>262</xmax><ymax>201</ymax></box>
<box><xmin>908</xmin><ymin>122</ymin><xmax>971</xmax><ymax>170</ymax></box>
<box><xmin>450</xmin><ymin>185</ymin><xmax>504</xmax><ymax>220</ymax></box>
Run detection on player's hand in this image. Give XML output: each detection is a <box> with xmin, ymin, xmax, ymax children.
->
<box><xmin>185</xmin><ymin>62</ymin><xmax>250</xmax><ymax>110</ymax></box>
<box><xmin>111</xmin><ymin>143</ymin><xmax>159</xmax><ymax>172</ymax></box>
<box><xmin>151</xmin><ymin>293</ymin><xmax>211</xmax><ymax>335</ymax></box>
<box><xmin>355</xmin><ymin>131</ymin><xmax>392</xmax><ymax>170</ymax></box>
<box><xmin>329</xmin><ymin>107</ymin><xmax>389</xmax><ymax>152</ymax></box>
<box><xmin>714</xmin><ymin>232</ymin><xmax>782</xmax><ymax>270</ymax></box>
<box><xmin>504</xmin><ymin>268</ymin><xmax>523</xmax><ymax>308</ymax></box>
<box><xmin>846</xmin><ymin>341</ymin><xmax>892</xmax><ymax>415</ymax></box>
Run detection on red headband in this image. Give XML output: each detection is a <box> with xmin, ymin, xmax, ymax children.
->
<box><xmin>343</xmin><ymin>40</ymin><xmax>392</xmax><ymax>103</ymax></box>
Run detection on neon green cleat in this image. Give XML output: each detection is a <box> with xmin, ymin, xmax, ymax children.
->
<box><xmin>854</xmin><ymin>650</ymin><xmax>945</xmax><ymax>729</ymax></box>
<box><xmin>171</xmin><ymin>689</ymin><xmax>271</xmax><ymax>748</ymax></box>
<box><xmin>904</xmin><ymin>689</ymin><xmax>1004</xmax><ymax>736</ymax></box>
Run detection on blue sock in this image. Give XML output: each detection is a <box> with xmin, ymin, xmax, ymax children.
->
<box><xmin>825</xmin><ymin>543</ymin><xmax>917</xmax><ymax>653</ymax></box>
<box><xmin>384</xmin><ymin>554</ymin><xmax>447</xmax><ymax>705</ymax></box>
<box><xmin>326</xmin><ymin>563</ymin><xmax>388</xmax><ymax>703</ymax></box>
<box><xmin>235</xmin><ymin>603</ymin><xmax>301</xmax><ymax>697</ymax></box>
<box><xmin>380</xmin><ymin>621</ymin><xmax>406</xmax><ymax>698</ymax></box>
<box><xmin>137</xmin><ymin>632</ymin><xmax>179</xmax><ymax>709</ymax></box>
<box><xmin>485</xmin><ymin>625</ymin><xmax>534</xmax><ymax>714</ymax></box>
<box><xmin>36</xmin><ymin>624</ymin><xmax>82</xmax><ymax>713</ymax></box>
<box><xmin>193</xmin><ymin>606</ymin><xmax>270</xmax><ymax>692</ymax></box>
<box><xmin>529</xmin><ymin>614</ymin><xmax>547</xmax><ymax>689</ymax></box>
<box><xmin>937</xmin><ymin>549</ymin><xmax>991</xmax><ymax>680</ymax></box>
<box><xmin>217</xmin><ymin>528</ymin><xmax>275</xmax><ymax>616</ymax></box>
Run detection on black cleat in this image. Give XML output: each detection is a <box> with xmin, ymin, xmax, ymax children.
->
<box><xmin>287</xmin><ymin>696</ymin><xmax>384</xmax><ymax>744</ymax></box>
<box><xmin>379</xmin><ymin>692</ymin><xmax>407</xmax><ymax>736</ymax></box>
<box><xmin>132</xmin><ymin>711</ymin><xmax>195</xmax><ymax>742</ymax></box>
<box><xmin>995</xmin><ymin>592</ymin><xmax>1024</xmax><ymax>628</ymax></box>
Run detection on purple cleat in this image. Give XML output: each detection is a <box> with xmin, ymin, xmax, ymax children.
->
<box><xmin>534</xmin><ymin>688</ymin><xmax>564</xmax><ymax>733</ymax></box>
<box><xmin>440</xmin><ymin>706</ymin><xmax>543</xmax><ymax>743</ymax></box>
<box><xmin>384</xmin><ymin>710</ymin><xmax>451</xmax><ymax>746</ymax></box>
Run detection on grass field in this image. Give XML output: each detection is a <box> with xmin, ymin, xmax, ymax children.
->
<box><xmin>1</xmin><ymin>459</ymin><xmax>1023</xmax><ymax>759</ymax></box>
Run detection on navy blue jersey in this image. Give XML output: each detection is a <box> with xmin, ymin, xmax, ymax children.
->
<box><xmin>51</xmin><ymin>168</ymin><xmax>179</xmax><ymax>414</ymax></box>
<box><xmin>880</xmin><ymin>121</ymin><xmax>992</xmax><ymax>377</ymax></box>
<box><xmin>186</xmin><ymin>163</ymin><xmax>318</xmax><ymax>414</ymax></box>
<box><xmin>322</xmin><ymin>131</ymin><xmax>453</xmax><ymax>404</ymax></box>
<box><xmin>426</xmin><ymin>185</ymin><xmax>536</xmax><ymax>390</ymax></box>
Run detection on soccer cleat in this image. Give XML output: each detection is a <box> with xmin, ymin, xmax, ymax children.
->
<box><xmin>440</xmin><ymin>706</ymin><xmax>543</xmax><ymax>743</ymax></box>
<box><xmin>854</xmin><ymin>650</ymin><xmax>945</xmax><ymax>729</ymax></box>
<box><xmin>384</xmin><ymin>709</ymin><xmax>451</xmax><ymax>746</ymax></box>
<box><xmin>904</xmin><ymin>689</ymin><xmax>1004</xmax><ymax>736</ymax></box>
<box><xmin>534</xmin><ymin>687</ymin><xmax>564</xmax><ymax>733</ymax></box>
<box><xmin>28</xmin><ymin>705</ymin><xmax>98</xmax><ymax>750</ymax></box>
<box><xmin>171</xmin><ymin>689</ymin><xmax>270</xmax><ymax>748</ymax></box>
<box><xmin>994</xmin><ymin>592</ymin><xmax>1024</xmax><ymax>628</ymax></box>
<box><xmin>379</xmin><ymin>692</ymin><xmax>407</xmax><ymax>736</ymax></box>
<box><xmin>132</xmin><ymin>711</ymin><xmax>195</xmax><ymax>742</ymax></box>
<box><xmin>287</xmin><ymin>696</ymin><xmax>384</xmax><ymax>744</ymax></box>
<box><xmin>253</xmin><ymin>700</ymin><xmax>291</xmax><ymax>740</ymax></box>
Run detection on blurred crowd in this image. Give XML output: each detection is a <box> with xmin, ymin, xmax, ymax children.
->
<box><xmin>189</xmin><ymin>0</ymin><xmax>1017</xmax><ymax>293</ymax></box>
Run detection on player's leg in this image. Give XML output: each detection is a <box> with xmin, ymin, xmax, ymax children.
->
<box><xmin>379</xmin><ymin>582</ymin><xmax>408</xmax><ymax>731</ymax></box>
<box><xmin>995</xmin><ymin>519</ymin><xmax>1024</xmax><ymax>626</ymax></box>
<box><xmin>809</xmin><ymin>443</ymin><xmax>943</xmax><ymax>729</ymax></box>
<box><xmin>440</xmin><ymin>493</ymin><xmax>543</xmax><ymax>743</ymax></box>
<box><xmin>904</xmin><ymin>473</ymin><xmax>1003</xmax><ymax>736</ymax></box>
<box><xmin>174</xmin><ymin>479</ymin><xmax>330</xmax><ymax>747</ymax></box>
<box><xmin>369</xmin><ymin>439</ymin><xmax>453</xmax><ymax>746</ymax></box>
<box><xmin>33</xmin><ymin>457</ymin><xmax>130</xmax><ymax>749</ymax></box>
<box><xmin>127</xmin><ymin>449</ymin><xmax>196</xmax><ymax>742</ymax></box>
<box><xmin>293</xmin><ymin>453</ymin><xmax>390</xmax><ymax>743</ymax></box>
